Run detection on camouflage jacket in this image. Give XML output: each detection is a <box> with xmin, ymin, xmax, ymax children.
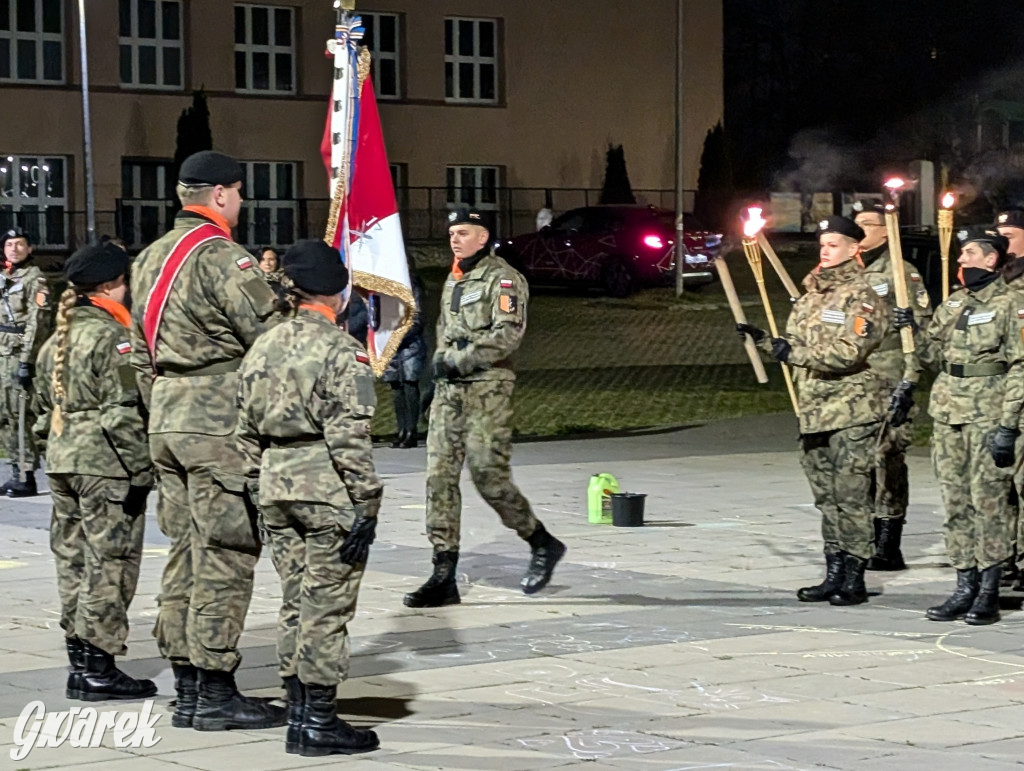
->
<box><xmin>0</xmin><ymin>259</ymin><xmax>49</xmax><ymax>363</ymax></box>
<box><xmin>33</xmin><ymin>304</ymin><xmax>152</xmax><ymax>483</ymax></box>
<box><xmin>764</xmin><ymin>259</ymin><xmax>889</xmax><ymax>434</ymax></box>
<box><xmin>436</xmin><ymin>251</ymin><xmax>528</xmax><ymax>382</ymax></box>
<box><xmin>130</xmin><ymin>211</ymin><xmax>278</xmax><ymax>436</ymax></box>
<box><xmin>917</xmin><ymin>276</ymin><xmax>1024</xmax><ymax>427</ymax></box>
<box><xmin>861</xmin><ymin>244</ymin><xmax>932</xmax><ymax>385</ymax></box>
<box><xmin>236</xmin><ymin>307</ymin><xmax>382</xmax><ymax>521</ymax></box>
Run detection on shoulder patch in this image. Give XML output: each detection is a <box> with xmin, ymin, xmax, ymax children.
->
<box><xmin>500</xmin><ymin>278</ymin><xmax>514</xmax><ymax>288</ymax></box>
<box><xmin>872</xmin><ymin>282</ymin><xmax>890</xmax><ymax>297</ymax></box>
<box><xmin>116</xmin><ymin>341</ymin><xmax>132</xmax><ymax>355</ymax></box>
<box><xmin>861</xmin><ymin>301</ymin><xmax>875</xmax><ymax>313</ymax></box>
<box><xmin>1018</xmin><ymin>309</ymin><xmax>1024</xmax><ymax>319</ymax></box>
<box><xmin>947</xmin><ymin>299</ymin><xmax>963</xmax><ymax>308</ymax></box>
<box><xmin>355</xmin><ymin>351</ymin><xmax>370</xmax><ymax>365</ymax></box>
<box><xmin>853</xmin><ymin>317</ymin><xmax>872</xmax><ymax>337</ymax></box>
<box><xmin>910</xmin><ymin>272</ymin><xmax>921</xmax><ymax>282</ymax></box>
<box><xmin>235</xmin><ymin>256</ymin><xmax>253</xmax><ymax>271</ymax></box>
<box><xmin>35</xmin><ymin>288</ymin><xmax>49</xmax><ymax>307</ymax></box>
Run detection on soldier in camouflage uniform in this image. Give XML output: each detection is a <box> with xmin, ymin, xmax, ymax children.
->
<box><xmin>33</xmin><ymin>243</ymin><xmax>156</xmax><ymax>700</ymax></box>
<box><xmin>237</xmin><ymin>239</ymin><xmax>381</xmax><ymax>757</ymax></box>
<box><xmin>739</xmin><ymin>216</ymin><xmax>889</xmax><ymax>606</ymax></box>
<box><xmin>1</xmin><ymin>226</ymin><xmax>49</xmax><ymax>497</ymax></box>
<box><xmin>404</xmin><ymin>208</ymin><xmax>567</xmax><ymax>608</ymax></box>
<box><xmin>130</xmin><ymin>151</ymin><xmax>285</xmax><ymax>730</ymax></box>
<box><xmin>901</xmin><ymin>227</ymin><xmax>1024</xmax><ymax>625</ymax></box>
<box><xmin>852</xmin><ymin>201</ymin><xmax>933</xmax><ymax>570</ymax></box>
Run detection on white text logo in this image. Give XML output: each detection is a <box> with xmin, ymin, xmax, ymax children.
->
<box><xmin>11</xmin><ymin>700</ymin><xmax>161</xmax><ymax>761</ymax></box>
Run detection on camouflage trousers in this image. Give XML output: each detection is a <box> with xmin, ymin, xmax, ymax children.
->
<box><xmin>870</xmin><ymin>420</ymin><xmax>911</xmax><ymax>521</ymax></box>
<box><xmin>932</xmin><ymin>421</ymin><xmax>1015</xmax><ymax>570</ymax></box>
<box><xmin>263</xmin><ymin>501</ymin><xmax>364</xmax><ymax>687</ymax></box>
<box><xmin>799</xmin><ymin>422</ymin><xmax>880</xmax><ymax>560</ymax></box>
<box><xmin>426</xmin><ymin>380</ymin><xmax>539</xmax><ymax>553</ymax></box>
<box><xmin>150</xmin><ymin>431</ymin><xmax>261</xmax><ymax>671</ymax></box>
<box><xmin>48</xmin><ymin>473</ymin><xmax>145</xmax><ymax>656</ymax></box>
<box><xmin>0</xmin><ymin>354</ymin><xmax>38</xmax><ymax>471</ymax></box>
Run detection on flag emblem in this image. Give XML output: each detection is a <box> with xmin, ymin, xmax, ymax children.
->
<box><xmin>500</xmin><ymin>279</ymin><xmax>514</xmax><ymax>288</ymax></box>
<box><xmin>116</xmin><ymin>341</ymin><xmax>132</xmax><ymax>355</ymax></box>
<box><xmin>355</xmin><ymin>351</ymin><xmax>370</xmax><ymax>364</ymax></box>
<box><xmin>236</xmin><ymin>256</ymin><xmax>253</xmax><ymax>270</ymax></box>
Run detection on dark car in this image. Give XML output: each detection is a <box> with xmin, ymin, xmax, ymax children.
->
<box><xmin>499</xmin><ymin>205</ymin><xmax>722</xmax><ymax>297</ymax></box>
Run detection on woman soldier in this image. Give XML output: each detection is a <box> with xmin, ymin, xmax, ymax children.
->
<box><xmin>236</xmin><ymin>239</ymin><xmax>382</xmax><ymax>757</ymax></box>
<box><xmin>33</xmin><ymin>243</ymin><xmax>156</xmax><ymax>700</ymax></box>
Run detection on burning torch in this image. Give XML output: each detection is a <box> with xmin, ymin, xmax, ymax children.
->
<box><xmin>938</xmin><ymin>191</ymin><xmax>955</xmax><ymax>301</ymax></box>
<box><xmin>742</xmin><ymin>209</ymin><xmax>799</xmax><ymax>416</ymax></box>
<box><xmin>882</xmin><ymin>177</ymin><xmax>915</xmax><ymax>354</ymax></box>
<box><xmin>755</xmin><ymin>221</ymin><xmax>801</xmax><ymax>301</ymax></box>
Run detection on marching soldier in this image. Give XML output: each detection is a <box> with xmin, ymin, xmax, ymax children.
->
<box><xmin>33</xmin><ymin>243</ymin><xmax>156</xmax><ymax>701</ymax></box>
<box><xmin>901</xmin><ymin>227</ymin><xmax>1024</xmax><ymax>624</ymax></box>
<box><xmin>738</xmin><ymin>215</ymin><xmax>889</xmax><ymax>606</ymax></box>
<box><xmin>237</xmin><ymin>239</ymin><xmax>381</xmax><ymax>757</ymax></box>
<box><xmin>1</xmin><ymin>226</ymin><xmax>49</xmax><ymax>497</ymax></box>
<box><xmin>852</xmin><ymin>201</ymin><xmax>933</xmax><ymax>570</ymax></box>
<box><xmin>404</xmin><ymin>208</ymin><xmax>567</xmax><ymax>608</ymax></box>
<box><xmin>130</xmin><ymin>151</ymin><xmax>285</xmax><ymax>730</ymax></box>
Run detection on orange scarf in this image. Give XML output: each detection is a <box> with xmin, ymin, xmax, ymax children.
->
<box><xmin>451</xmin><ymin>257</ymin><xmax>464</xmax><ymax>280</ymax></box>
<box><xmin>300</xmin><ymin>302</ymin><xmax>337</xmax><ymax>323</ymax></box>
<box><xmin>90</xmin><ymin>296</ymin><xmax>132</xmax><ymax>328</ymax></box>
<box><xmin>182</xmin><ymin>205</ymin><xmax>232</xmax><ymax>237</ymax></box>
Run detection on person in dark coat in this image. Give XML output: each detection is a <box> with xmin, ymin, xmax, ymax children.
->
<box><xmin>382</xmin><ymin>268</ymin><xmax>427</xmax><ymax>448</ymax></box>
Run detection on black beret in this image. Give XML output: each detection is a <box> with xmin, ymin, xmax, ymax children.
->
<box><xmin>178</xmin><ymin>151</ymin><xmax>244</xmax><ymax>187</ymax></box>
<box><xmin>447</xmin><ymin>207</ymin><xmax>490</xmax><ymax>230</ymax></box>
<box><xmin>817</xmin><ymin>215</ymin><xmax>865</xmax><ymax>242</ymax></box>
<box><xmin>958</xmin><ymin>226</ymin><xmax>1009</xmax><ymax>255</ymax></box>
<box><xmin>851</xmin><ymin>200</ymin><xmax>886</xmax><ymax>218</ymax></box>
<box><xmin>996</xmin><ymin>209</ymin><xmax>1024</xmax><ymax>230</ymax></box>
<box><xmin>1</xmin><ymin>226</ymin><xmax>30</xmax><ymax>248</ymax></box>
<box><xmin>64</xmin><ymin>243</ymin><xmax>131</xmax><ymax>286</ymax></box>
<box><xmin>282</xmin><ymin>239</ymin><xmax>349</xmax><ymax>295</ymax></box>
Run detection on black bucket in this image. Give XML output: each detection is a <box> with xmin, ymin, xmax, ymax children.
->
<box><xmin>611</xmin><ymin>493</ymin><xmax>646</xmax><ymax>527</ymax></box>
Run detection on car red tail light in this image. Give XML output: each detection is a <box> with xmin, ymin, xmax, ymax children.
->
<box><xmin>642</xmin><ymin>234</ymin><xmax>664</xmax><ymax>249</ymax></box>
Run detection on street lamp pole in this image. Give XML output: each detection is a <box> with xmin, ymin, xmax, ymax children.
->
<box><xmin>674</xmin><ymin>0</ymin><xmax>685</xmax><ymax>296</ymax></box>
<box><xmin>77</xmin><ymin>0</ymin><xmax>96</xmax><ymax>244</ymax></box>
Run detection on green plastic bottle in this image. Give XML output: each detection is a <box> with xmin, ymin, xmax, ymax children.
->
<box><xmin>587</xmin><ymin>473</ymin><xmax>620</xmax><ymax>524</ymax></box>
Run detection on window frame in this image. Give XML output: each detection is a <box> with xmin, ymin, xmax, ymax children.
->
<box><xmin>118</xmin><ymin>157</ymin><xmax>176</xmax><ymax>249</ymax></box>
<box><xmin>361</xmin><ymin>11</ymin><xmax>401</xmax><ymax>100</ymax></box>
<box><xmin>0</xmin><ymin>153</ymin><xmax>69</xmax><ymax>248</ymax></box>
<box><xmin>233</xmin><ymin>3</ymin><xmax>296</xmax><ymax>95</ymax></box>
<box><xmin>445</xmin><ymin>164</ymin><xmax>500</xmax><ymax>212</ymax></box>
<box><xmin>444</xmin><ymin>16</ymin><xmax>499</xmax><ymax>105</ymax></box>
<box><xmin>0</xmin><ymin>0</ymin><xmax>65</xmax><ymax>84</ymax></box>
<box><xmin>238</xmin><ymin>160</ymin><xmax>299</xmax><ymax>248</ymax></box>
<box><xmin>118</xmin><ymin>0</ymin><xmax>184</xmax><ymax>91</ymax></box>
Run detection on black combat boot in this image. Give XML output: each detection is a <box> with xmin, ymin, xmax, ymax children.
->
<box><xmin>171</xmin><ymin>663</ymin><xmax>198</xmax><ymax>727</ymax></box>
<box><xmin>965</xmin><ymin>564</ymin><xmax>1002</xmax><ymax>625</ymax></box>
<box><xmin>403</xmin><ymin>550</ymin><xmax>460</xmax><ymax>607</ymax></box>
<box><xmin>867</xmin><ymin>518</ymin><xmax>907</xmax><ymax>571</ymax></box>
<box><xmin>65</xmin><ymin>637</ymin><xmax>86</xmax><ymax>699</ymax></box>
<box><xmin>192</xmin><ymin>669</ymin><xmax>288</xmax><ymax>731</ymax></box>
<box><xmin>796</xmin><ymin>552</ymin><xmax>845</xmax><ymax>602</ymax></box>
<box><xmin>0</xmin><ymin>463</ymin><xmax>19</xmax><ymax>495</ymax></box>
<box><xmin>926</xmin><ymin>568</ymin><xmax>979</xmax><ymax>621</ymax></box>
<box><xmin>77</xmin><ymin>640</ymin><xmax>158</xmax><ymax>701</ymax></box>
<box><xmin>298</xmin><ymin>683</ymin><xmax>379</xmax><ymax>757</ymax></box>
<box><xmin>284</xmin><ymin>675</ymin><xmax>305</xmax><ymax>754</ymax></box>
<box><xmin>522</xmin><ymin>524</ymin><xmax>567</xmax><ymax>595</ymax></box>
<box><xmin>6</xmin><ymin>470</ymin><xmax>37</xmax><ymax>498</ymax></box>
<box><xmin>828</xmin><ymin>553</ymin><xmax>869</xmax><ymax>606</ymax></box>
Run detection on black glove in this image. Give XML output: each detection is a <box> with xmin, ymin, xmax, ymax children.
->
<box><xmin>339</xmin><ymin>515</ymin><xmax>377</xmax><ymax>565</ymax></box>
<box><xmin>887</xmin><ymin>380</ymin><xmax>915</xmax><ymax>428</ymax></box>
<box><xmin>431</xmin><ymin>357</ymin><xmax>459</xmax><ymax>382</ymax></box>
<box><xmin>735</xmin><ymin>323</ymin><xmax>766</xmax><ymax>343</ymax></box>
<box><xmin>990</xmin><ymin>426</ymin><xmax>1020</xmax><ymax>469</ymax></box>
<box><xmin>123</xmin><ymin>485</ymin><xmax>151</xmax><ymax>518</ymax></box>
<box><xmin>770</xmin><ymin>337</ymin><xmax>791</xmax><ymax>362</ymax></box>
<box><xmin>893</xmin><ymin>306</ymin><xmax>917</xmax><ymax>332</ymax></box>
<box><xmin>16</xmin><ymin>362</ymin><xmax>32</xmax><ymax>390</ymax></box>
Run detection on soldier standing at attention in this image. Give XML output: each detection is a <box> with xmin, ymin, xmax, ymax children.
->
<box><xmin>738</xmin><ymin>216</ymin><xmax>889</xmax><ymax>606</ymax></box>
<box><xmin>33</xmin><ymin>243</ymin><xmax>156</xmax><ymax>700</ymax></box>
<box><xmin>898</xmin><ymin>227</ymin><xmax>1024</xmax><ymax>625</ymax></box>
<box><xmin>404</xmin><ymin>208</ymin><xmax>567</xmax><ymax>608</ymax></box>
<box><xmin>1</xmin><ymin>226</ymin><xmax>49</xmax><ymax>497</ymax></box>
<box><xmin>130</xmin><ymin>151</ymin><xmax>284</xmax><ymax>730</ymax></box>
<box><xmin>237</xmin><ymin>239</ymin><xmax>381</xmax><ymax>757</ymax></box>
<box><xmin>852</xmin><ymin>201</ymin><xmax>933</xmax><ymax>571</ymax></box>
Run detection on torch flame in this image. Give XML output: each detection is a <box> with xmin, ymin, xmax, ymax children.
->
<box><xmin>884</xmin><ymin>177</ymin><xmax>905</xmax><ymax>191</ymax></box>
<box><xmin>743</xmin><ymin>206</ymin><xmax>767</xmax><ymax>238</ymax></box>
<box><xmin>941</xmin><ymin>192</ymin><xmax>955</xmax><ymax>209</ymax></box>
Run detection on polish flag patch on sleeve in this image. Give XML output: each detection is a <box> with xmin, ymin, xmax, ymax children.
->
<box><xmin>500</xmin><ymin>279</ymin><xmax>514</xmax><ymax>288</ymax></box>
<box><xmin>236</xmin><ymin>256</ymin><xmax>253</xmax><ymax>270</ymax></box>
<box><xmin>355</xmin><ymin>351</ymin><xmax>370</xmax><ymax>365</ymax></box>
<box><xmin>116</xmin><ymin>341</ymin><xmax>132</xmax><ymax>355</ymax></box>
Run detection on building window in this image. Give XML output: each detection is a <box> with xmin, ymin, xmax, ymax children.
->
<box><xmin>446</xmin><ymin>165</ymin><xmax>499</xmax><ymax>214</ymax></box>
<box><xmin>234</xmin><ymin>4</ymin><xmax>295</xmax><ymax>93</ymax></box>
<box><xmin>119</xmin><ymin>159</ymin><xmax>175</xmax><ymax>249</ymax></box>
<box><xmin>444</xmin><ymin>17</ymin><xmax>497</xmax><ymax>104</ymax></box>
<box><xmin>0</xmin><ymin>154</ymin><xmax>67</xmax><ymax>247</ymax></box>
<box><xmin>362</xmin><ymin>12</ymin><xmax>399</xmax><ymax>100</ymax></box>
<box><xmin>239</xmin><ymin>161</ymin><xmax>297</xmax><ymax>247</ymax></box>
<box><xmin>119</xmin><ymin>0</ymin><xmax>183</xmax><ymax>89</ymax></box>
<box><xmin>0</xmin><ymin>0</ymin><xmax>63</xmax><ymax>83</ymax></box>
